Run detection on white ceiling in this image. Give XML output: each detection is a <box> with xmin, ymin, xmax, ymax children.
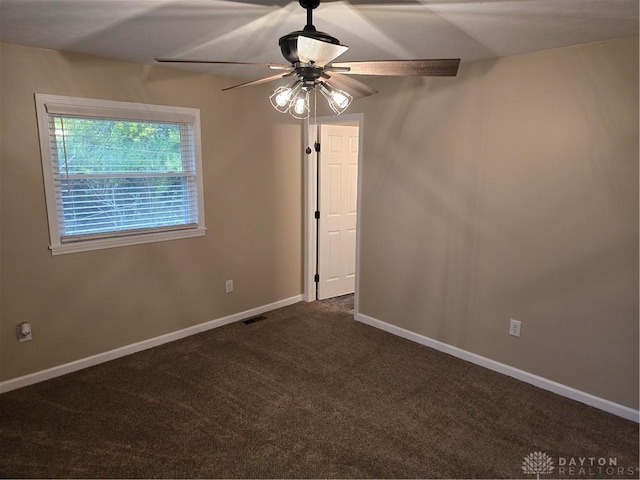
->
<box><xmin>1</xmin><ymin>0</ymin><xmax>638</xmax><ymax>82</ymax></box>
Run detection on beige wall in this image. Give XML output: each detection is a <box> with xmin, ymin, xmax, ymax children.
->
<box><xmin>0</xmin><ymin>43</ymin><xmax>303</xmax><ymax>381</ymax></box>
<box><xmin>351</xmin><ymin>37</ymin><xmax>639</xmax><ymax>409</ymax></box>
<box><xmin>2</xmin><ymin>37</ymin><xmax>638</xmax><ymax>411</ymax></box>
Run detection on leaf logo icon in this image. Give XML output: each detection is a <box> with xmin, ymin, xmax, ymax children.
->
<box><xmin>522</xmin><ymin>451</ymin><xmax>555</xmax><ymax>479</ymax></box>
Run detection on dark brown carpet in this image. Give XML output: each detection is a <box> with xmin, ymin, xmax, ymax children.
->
<box><xmin>0</xmin><ymin>301</ymin><xmax>637</xmax><ymax>479</ymax></box>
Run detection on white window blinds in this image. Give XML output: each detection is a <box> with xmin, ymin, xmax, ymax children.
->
<box><xmin>36</xmin><ymin>94</ymin><xmax>206</xmax><ymax>254</ymax></box>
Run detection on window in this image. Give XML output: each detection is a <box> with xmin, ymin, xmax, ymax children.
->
<box><xmin>35</xmin><ymin>94</ymin><xmax>206</xmax><ymax>255</ymax></box>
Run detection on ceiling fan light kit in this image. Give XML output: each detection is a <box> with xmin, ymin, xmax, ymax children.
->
<box><xmin>269</xmin><ymin>81</ymin><xmax>301</xmax><ymax>113</ymax></box>
<box><xmin>155</xmin><ymin>0</ymin><xmax>460</xmax><ymax>120</ymax></box>
<box><xmin>318</xmin><ymin>82</ymin><xmax>353</xmax><ymax>115</ymax></box>
<box><xmin>290</xmin><ymin>87</ymin><xmax>311</xmax><ymax>119</ymax></box>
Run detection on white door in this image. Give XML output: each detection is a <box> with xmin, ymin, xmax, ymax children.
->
<box><xmin>318</xmin><ymin>124</ymin><xmax>359</xmax><ymax>300</ymax></box>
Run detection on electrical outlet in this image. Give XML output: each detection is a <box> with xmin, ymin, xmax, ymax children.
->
<box><xmin>17</xmin><ymin>322</ymin><xmax>33</xmax><ymax>343</ymax></box>
<box><xmin>509</xmin><ymin>319</ymin><xmax>521</xmax><ymax>337</ymax></box>
<box><xmin>225</xmin><ymin>280</ymin><xmax>234</xmax><ymax>293</ymax></box>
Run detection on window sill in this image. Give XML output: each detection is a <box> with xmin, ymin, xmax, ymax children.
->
<box><xmin>49</xmin><ymin>227</ymin><xmax>207</xmax><ymax>255</ymax></box>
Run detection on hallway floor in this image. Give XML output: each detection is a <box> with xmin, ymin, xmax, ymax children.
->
<box><xmin>319</xmin><ymin>293</ymin><xmax>354</xmax><ymax>313</ymax></box>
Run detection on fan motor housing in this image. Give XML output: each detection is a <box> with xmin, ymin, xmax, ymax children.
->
<box><xmin>295</xmin><ymin>64</ymin><xmax>323</xmax><ymax>89</ymax></box>
<box><xmin>299</xmin><ymin>0</ymin><xmax>320</xmax><ymax>8</ymax></box>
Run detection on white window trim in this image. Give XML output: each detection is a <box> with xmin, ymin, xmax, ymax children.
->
<box><xmin>35</xmin><ymin>93</ymin><xmax>206</xmax><ymax>255</ymax></box>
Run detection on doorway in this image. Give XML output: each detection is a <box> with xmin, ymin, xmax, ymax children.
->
<box><xmin>303</xmin><ymin>114</ymin><xmax>363</xmax><ymax>316</ymax></box>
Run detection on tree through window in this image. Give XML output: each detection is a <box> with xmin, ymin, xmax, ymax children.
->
<box><xmin>36</xmin><ymin>94</ymin><xmax>205</xmax><ymax>254</ymax></box>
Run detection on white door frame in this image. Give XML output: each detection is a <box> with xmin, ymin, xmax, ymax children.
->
<box><xmin>303</xmin><ymin>113</ymin><xmax>364</xmax><ymax>316</ymax></box>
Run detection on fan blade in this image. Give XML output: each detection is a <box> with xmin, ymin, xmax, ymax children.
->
<box><xmin>155</xmin><ymin>58</ymin><xmax>290</xmax><ymax>70</ymax></box>
<box><xmin>321</xmin><ymin>72</ymin><xmax>378</xmax><ymax>99</ymax></box>
<box><xmin>297</xmin><ymin>36</ymin><xmax>349</xmax><ymax>67</ymax></box>
<box><xmin>330</xmin><ymin>59</ymin><xmax>460</xmax><ymax>77</ymax></box>
<box><xmin>222</xmin><ymin>71</ymin><xmax>295</xmax><ymax>91</ymax></box>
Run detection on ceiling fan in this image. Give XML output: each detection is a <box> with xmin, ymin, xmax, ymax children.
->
<box><xmin>156</xmin><ymin>0</ymin><xmax>460</xmax><ymax>119</ymax></box>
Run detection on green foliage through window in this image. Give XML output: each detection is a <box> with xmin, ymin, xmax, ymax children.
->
<box><xmin>52</xmin><ymin>116</ymin><xmax>197</xmax><ymax>238</ymax></box>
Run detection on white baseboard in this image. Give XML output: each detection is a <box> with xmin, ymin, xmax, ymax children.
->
<box><xmin>0</xmin><ymin>295</ymin><xmax>303</xmax><ymax>394</ymax></box>
<box><xmin>356</xmin><ymin>313</ymin><xmax>639</xmax><ymax>423</ymax></box>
